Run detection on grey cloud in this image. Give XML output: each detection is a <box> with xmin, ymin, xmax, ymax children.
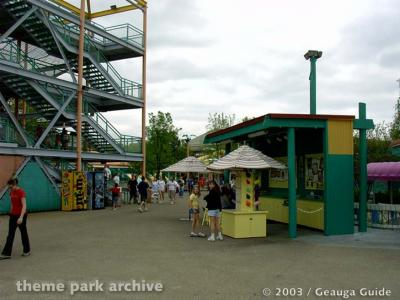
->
<box><xmin>333</xmin><ymin>2</ymin><xmax>400</xmax><ymax>65</ymax></box>
<box><xmin>148</xmin><ymin>0</ymin><xmax>215</xmax><ymax>49</ymax></box>
<box><xmin>148</xmin><ymin>58</ymin><xmax>210</xmax><ymax>83</ymax></box>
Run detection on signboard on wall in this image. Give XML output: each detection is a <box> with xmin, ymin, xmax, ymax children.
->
<box><xmin>305</xmin><ymin>154</ymin><xmax>324</xmax><ymax>190</ymax></box>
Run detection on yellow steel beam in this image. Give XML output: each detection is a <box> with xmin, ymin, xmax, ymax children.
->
<box><xmin>51</xmin><ymin>0</ymin><xmax>81</xmax><ymax>15</ymax></box>
<box><xmin>89</xmin><ymin>4</ymin><xmax>144</xmax><ymax>19</ymax></box>
<box><xmin>51</xmin><ymin>0</ymin><xmax>147</xmax><ymax>19</ymax></box>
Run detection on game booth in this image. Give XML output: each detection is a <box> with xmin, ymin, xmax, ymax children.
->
<box><xmin>203</xmin><ymin>51</ymin><xmax>374</xmax><ymax>238</ymax></box>
<box><xmin>207</xmin><ymin>145</ymin><xmax>286</xmax><ymax>238</ymax></box>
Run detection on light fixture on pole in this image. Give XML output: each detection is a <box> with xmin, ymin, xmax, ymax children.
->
<box><xmin>304</xmin><ymin>50</ymin><xmax>322</xmax><ymax>115</ymax></box>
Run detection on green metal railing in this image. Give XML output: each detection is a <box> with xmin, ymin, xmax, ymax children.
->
<box><xmin>0</xmin><ymin>40</ymin><xmax>62</xmax><ymax>78</ymax></box>
<box><xmin>48</xmin><ymin>0</ymin><xmax>144</xmax><ymax>48</ymax></box>
<box><xmin>51</xmin><ymin>16</ymin><xmax>142</xmax><ymax>98</ymax></box>
<box><xmin>104</xmin><ymin>23</ymin><xmax>143</xmax><ymax>47</ymax></box>
<box><xmin>0</xmin><ymin>118</ymin><xmax>17</xmax><ymax>143</ymax></box>
<box><xmin>84</xmin><ymin>102</ymin><xmax>141</xmax><ymax>153</ymax></box>
<box><xmin>0</xmin><ymin>39</ymin><xmax>141</xmax><ymax>154</ymax></box>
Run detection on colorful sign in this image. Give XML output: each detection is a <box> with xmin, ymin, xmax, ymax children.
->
<box><xmin>236</xmin><ymin>170</ymin><xmax>255</xmax><ymax>212</ymax></box>
<box><xmin>61</xmin><ymin>171</ymin><xmax>73</xmax><ymax>211</ymax></box>
<box><xmin>73</xmin><ymin>172</ymin><xmax>87</xmax><ymax>210</ymax></box>
<box><xmin>305</xmin><ymin>154</ymin><xmax>324</xmax><ymax>190</ymax></box>
<box><xmin>61</xmin><ymin>171</ymin><xmax>88</xmax><ymax>211</ymax></box>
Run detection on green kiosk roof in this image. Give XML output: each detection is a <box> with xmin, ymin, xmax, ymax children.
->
<box><xmin>204</xmin><ymin>113</ymin><xmax>360</xmax><ymax>144</ymax></box>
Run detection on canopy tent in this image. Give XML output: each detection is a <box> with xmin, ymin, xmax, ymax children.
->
<box><xmin>207</xmin><ymin>145</ymin><xmax>286</xmax><ymax>170</ymax></box>
<box><xmin>161</xmin><ymin>156</ymin><xmax>208</xmax><ymax>173</ymax></box>
<box><xmin>367</xmin><ymin>162</ymin><xmax>400</xmax><ymax>181</ymax></box>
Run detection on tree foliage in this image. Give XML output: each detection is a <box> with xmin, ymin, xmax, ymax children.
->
<box><xmin>206</xmin><ymin>112</ymin><xmax>235</xmax><ymax>132</ymax></box>
<box><xmin>390</xmin><ymin>97</ymin><xmax>400</xmax><ymax>140</ymax></box>
<box><xmin>146</xmin><ymin>111</ymin><xmax>185</xmax><ymax>176</ymax></box>
<box><xmin>354</xmin><ymin>121</ymin><xmax>399</xmax><ymax>165</ymax></box>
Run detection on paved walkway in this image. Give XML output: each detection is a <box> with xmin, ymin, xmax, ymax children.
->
<box><xmin>0</xmin><ymin>195</ymin><xmax>399</xmax><ymax>300</ymax></box>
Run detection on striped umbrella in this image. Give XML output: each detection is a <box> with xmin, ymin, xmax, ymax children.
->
<box><xmin>162</xmin><ymin>156</ymin><xmax>208</xmax><ymax>173</ymax></box>
<box><xmin>207</xmin><ymin>145</ymin><xmax>286</xmax><ymax>170</ymax></box>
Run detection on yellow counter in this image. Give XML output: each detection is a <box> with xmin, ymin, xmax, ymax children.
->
<box><xmin>221</xmin><ymin>210</ymin><xmax>268</xmax><ymax>238</ymax></box>
<box><xmin>259</xmin><ymin>197</ymin><xmax>324</xmax><ymax>230</ymax></box>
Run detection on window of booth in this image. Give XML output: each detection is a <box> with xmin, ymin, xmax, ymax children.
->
<box><xmin>251</xmin><ymin>128</ymin><xmax>325</xmax><ymax>201</ymax></box>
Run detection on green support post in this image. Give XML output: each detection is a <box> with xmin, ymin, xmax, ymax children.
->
<box><xmin>358</xmin><ymin>103</ymin><xmax>367</xmax><ymax>232</ymax></box>
<box><xmin>224</xmin><ymin>143</ymin><xmax>231</xmax><ymax>185</ymax></box>
<box><xmin>287</xmin><ymin>128</ymin><xmax>297</xmax><ymax>238</ymax></box>
<box><xmin>310</xmin><ymin>57</ymin><xmax>316</xmax><ymax>114</ymax></box>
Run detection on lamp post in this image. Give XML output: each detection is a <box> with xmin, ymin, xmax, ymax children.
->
<box><xmin>304</xmin><ymin>50</ymin><xmax>322</xmax><ymax>115</ymax></box>
<box><xmin>182</xmin><ymin>134</ymin><xmax>195</xmax><ymax>158</ymax></box>
<box><xmin>182</xmin><ymin>134</ymin><xmax>195</xmax><ymax>181</ymax></box>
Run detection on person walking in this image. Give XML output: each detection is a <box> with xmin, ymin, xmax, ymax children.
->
<box><xmin>203</xmin><ymin>180</ymin><xmax>223</xmax><ymax>242</ymax></box>
<box><xmin>127</xmin><ymin>174</ymin><xmax>138</xmax><ymax>204</ymax></box>
<box><xmin>178</xmin><ymin>176</ymin><xmax>185</xmax><ymax>197</ymax></box>
<box><xmin>137</xmin><ymin>176</ymin><xmax>149</xmax><ymax>213</ymax></box>
<box><xmin>188</xmin><ymin>186</ymin><xmax>205</xmax><ymax>237</ymax></box>
<box><xmin>0</xmin><ymin>178</ymin><xmax>31</xmax><ymax>260</ymax></box>
<box><xmin>158</xmin><ymin>177</ymin><xmax>166</xmax><ymax>203</ymax></box>
<box><xmin>167</xmin><ymin>178</ymin><xmax>179</xmax><ymax>204</ymax></box>
<box><xmin>151</xmin><ymin>177</ymin><xmax>159</xmax><ymax>203</ymax></box>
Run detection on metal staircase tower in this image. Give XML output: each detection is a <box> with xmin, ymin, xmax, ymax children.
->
<box><xmin>0</xmin><ymin>0</ymin><xmax>147</xmax><ymax>192</ymax></box>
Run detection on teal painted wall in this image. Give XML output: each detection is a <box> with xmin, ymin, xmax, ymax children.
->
<box><xmin>324</xmin><ymin>154</ymin><xmax>354</xmax><ymax>235</ymax></box>
<box><xmin>391</xmin><ymin>146</ymin><xmax>400</xmax><ymax>157</ymax></box>
<box><xmin>0</xmin><ymin>161</ymin><xmax>60</xmax><ymax>214</ymax></box>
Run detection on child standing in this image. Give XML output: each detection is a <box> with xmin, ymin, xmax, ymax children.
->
<box><xmin>111</xmin><ymin>183</ymin><xmax>120</xmax><ymax>210</ymax></box>
<box><xmin>188</xmin><ymin>186</ymin><xmax>205</xmax><ymax>237</ymax></box>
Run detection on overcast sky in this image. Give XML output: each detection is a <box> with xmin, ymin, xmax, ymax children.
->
<box><xmin>69</xmin><ymin>0</ymin><xmax>400</xmax><ymax>138</ymax></box>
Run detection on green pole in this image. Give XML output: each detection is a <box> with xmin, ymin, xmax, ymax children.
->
<box><xmin>224</xmin><ymin>143</ymin><xmax>231</xmax><ymax>185</ymax></box>
<box><xmin>310</xmin><ymin>57</ymin><xmax>317</xmax><ymax>114</ymax></box>
<box><xmin>287</xmin><ymin>127</ymin><xmax>297</xmax><ymax>238</ymax></box>
<box><xmin>358</xmin><ymin>103</ymin><xmax>367</xmax><ymax>232</ymax></box>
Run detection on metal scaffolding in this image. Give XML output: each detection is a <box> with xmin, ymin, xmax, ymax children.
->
<box><xmin>0</xmin><ymin>0</ymin><xmax>147</xmax><ymax>192</ymax></box>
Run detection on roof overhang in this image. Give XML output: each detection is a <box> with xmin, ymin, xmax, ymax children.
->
<box><xmin>204</xmin><ymin>113</ymin><xmax>364</xmax><ymax>144</ymax></box>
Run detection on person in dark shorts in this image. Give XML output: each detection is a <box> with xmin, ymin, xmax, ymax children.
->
<box><xmin>0</xmin><ymin>178</ymin><xmax>31</xmax><ymax>260</ymax></box>
<box><xmin>137</xmin><ymin>176</ymin><xmax>149</xmax><ymax>213</ymax></box>
<box><xmin>127</xmin><ymin>174</ymin><xmax>138</xmax><ymax>204</ymax></box>
<box><xmin>204</xmin><ymin>180</ymin><xmax>223</xmax><ymax>242</ymax></box>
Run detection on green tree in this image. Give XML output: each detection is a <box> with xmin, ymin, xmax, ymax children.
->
<box><xmin>206</xmin><ymin>112</ymin><xmax>235</xmax><ymax>132</ymax></box>
<box><xmin>354</xmin><ymin>121</ymin><xmax>399</xmax><ymax>165</ymax></box>
<box><xmin>204</xmin><ymin>113</ymin><xmax>236</xmax><ymax>162</ymax></box>
<box><xmin>390</xmin><ymin>96</ymin><xmax>400</xmax><ymax>140</ymax></box>
<box><xmin>146</xmin><ymin>112</ymin><xmax>185</xmax><ymax>176</ymax></box>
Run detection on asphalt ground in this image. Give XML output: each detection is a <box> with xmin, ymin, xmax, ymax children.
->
<box><xmin>0</xmin><ymin>194</ymin><xmax>399</xmax><ymax>300</ymax></box>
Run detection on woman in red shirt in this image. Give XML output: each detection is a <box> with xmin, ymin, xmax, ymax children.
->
<box><xmin>0</xmin><ymin>178</ymin><xmax>31</xmax><ymax>260</ymax></box>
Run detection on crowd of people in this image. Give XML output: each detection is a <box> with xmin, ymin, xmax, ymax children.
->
<box><xmin>106</xmin><ymin>169</ymin><xmax>237</xmax><ymax>242</ymax></box>
<box><xmin>0</xmin><ymin>171</ymin><xmax>238</xmax><ymax>260</ymax></box>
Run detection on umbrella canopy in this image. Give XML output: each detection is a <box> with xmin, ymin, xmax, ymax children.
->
<box><xmin>207</xmin><ymin>145</ymin><xmax>286</xmax><ymax>170</ymax></box>
<box><xmin>368</xmin><ymin>162</ymin><xmax>400</xmax><ymax>181</ymax></box>
<box><xmin>162</xmin><ymin>156</ymin><xmax>208</xmax><ymax>173</ymax></box>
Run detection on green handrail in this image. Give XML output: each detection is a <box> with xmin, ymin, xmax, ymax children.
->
<box><xmin>85</xmin><ymin>102</ymin><xmax>141</xmax><ymax>152</ymax></box>
<box><xmin>0</xmin><ymin>40</ymin><xmax>141</xmax><ymax>153</ymax></box>
<box><xmin>50</xmin><ymin>15</ymin><xmax>142</xmax><ymax>98</ymax></box>
<box><xmin>48</xmin><ymin>0</ymin><xmax>143</xmax><ymax>48</ymax></box>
